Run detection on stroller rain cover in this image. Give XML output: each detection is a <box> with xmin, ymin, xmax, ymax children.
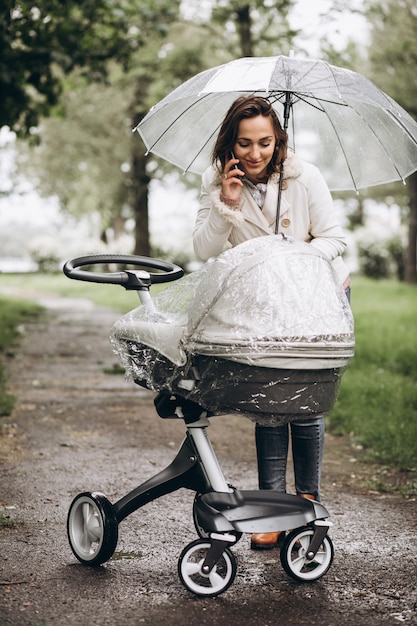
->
<box><xmin>110</xmin><ymin>236</ymin><xmax>354</xmax><ymax>423</ymax></box>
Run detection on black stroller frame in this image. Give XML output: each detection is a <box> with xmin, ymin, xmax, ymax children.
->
<box><xmin>64</xmin><ymin>254</ymin><xmax>335</xmax><ymax>597</ymax></box>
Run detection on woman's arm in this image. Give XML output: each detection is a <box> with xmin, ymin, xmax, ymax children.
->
<box><xmin>193</xmin><ymin>169</ymin><xmax>240</xmax><ymax>260</ymax></box>
<box><xmin>304</xmin><ymin>164</ymin><xmax>347</xmax><ymax>261</ymax></box>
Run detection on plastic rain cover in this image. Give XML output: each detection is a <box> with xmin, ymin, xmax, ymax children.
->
<box><xmin>110</xmin><ymin>236</ymin><xmax>354</xmax><ymax>424</ymax></box>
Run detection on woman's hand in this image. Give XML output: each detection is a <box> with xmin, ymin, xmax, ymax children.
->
<box><xmin>221</xmin><ymin>157</ymin><xmax>244</xmax><ymax>204</ymax></box>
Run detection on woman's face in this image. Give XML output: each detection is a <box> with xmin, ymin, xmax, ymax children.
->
<box><xmin>233</xmin><ymin>115</ymin><xmax>276</xmax><ymax>183</ymax></box>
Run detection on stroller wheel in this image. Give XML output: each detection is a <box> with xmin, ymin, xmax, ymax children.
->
<box><xmin>67</xmin><ymin>492</ymin><xmax>118</xmax><ymax>566</ymax></box>
<box><xmin>178</xmin><ymin>539</ymin><xmax>237</xmax><ymax>597</ymax></box>
<box><xmin>280</xmin><ymin>527</ymin><xmax>334</xmax><ymax>582</ymax></box>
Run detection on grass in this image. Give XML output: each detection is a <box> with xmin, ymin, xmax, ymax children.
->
<box><xmin>0</xmin><ymin>295</ymin><xmax>43</xmax><ymax>416</ymax></box>
<box><xmin>0</xmin><ymin>272</ymin><xmax>161</xmax><ymax>313</ymax></box>
<box><xmin>329</xmin><ymin>277</ymin><xmax>417</xmax><ymax>478</ymax></box>
<box><xmin>0</xmin><ymin>272</ymin><xmax>416</xmax><ymax>488</ymax></box>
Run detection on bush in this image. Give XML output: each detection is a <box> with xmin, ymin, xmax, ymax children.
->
<box><xmin>386</xmin><ymin>236</ymin><xmax>405</xmax><ymax>281</ymax></box>
<box><xmin>357</xmin><ymin>239</ymin><xmax>391</xmax><ymax>278</ymax></box>
<box><xmin>356</xmin><ymin>231</ymin><xmax>406</xmax><ymax>280</ymax></box>
<box><xmin>29</xmin><ymin>236</ymin><xmax>61</xmax><ymax>272</ymax></box>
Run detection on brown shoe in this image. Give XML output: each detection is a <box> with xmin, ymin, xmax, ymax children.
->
<box><xmin>250</xmin><ymin>532</ymin><xmax>282</xmax><ymax>550</ymax></box>
<box><xmin>299</xmin><ymin>493</ymin><xmax>315</xmax><ymax>501</ymax></box>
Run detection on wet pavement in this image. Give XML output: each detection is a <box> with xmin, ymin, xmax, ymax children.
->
<box><xmin>1</xmin><ymin>295</ymin><xmax>416</xmax><ymax>625</ymax></box>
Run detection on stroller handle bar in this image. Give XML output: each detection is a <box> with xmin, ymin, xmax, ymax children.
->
<box><xmin>63</xmin><ymin>254</ymin><xmax>184</xmax><ymax>291</ymax></box>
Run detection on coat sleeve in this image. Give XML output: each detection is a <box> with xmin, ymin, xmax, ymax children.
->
<box><xmin>304</xmin><ymin>164</ymin><xmax>347</xmax><ymax>261</ymax></box>
<box><xmin>193</xmin><ymin>168</ymin><xmax>243</xmax><ymax>260</ymax></box>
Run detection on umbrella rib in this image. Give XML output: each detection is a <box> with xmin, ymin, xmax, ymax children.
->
<box><xmin>323</xmin><ymin>60</ymin><xmax>405</xmax><ymax>182</ymax></box>
<box><xmin>323</xmin><ymin>100</ymin><xmax>409</xmax><ymax>190</ymax></box>
<box><xmin>320</xmin><ymin>101</ymin><xmax>359</xmax><ymax>192</ymax></box>
<box><xmin>385</xmin><ymin>108</ymin><xmax>417</xmax><ymax>149</ymax></box>
<box><xmin>290</xmin><ymin>96</ymin><xmax>411</xmax><ymax>186</ymax></box>
<box><xmin>270</xmin><ymin>92</ymin><xmax>348</xmax><ymax>110</ymax></box>
<box><xmin>352</xmin><ymin>106</ymin><xmax>410</xmax><ymax>184</ymax></box>
<box><xmin>294</xmin><ymin>94</ymin><xmax>349</xmax><ymax>112</ymax></box>
<box><xmin>182</xmin><ymin>122</ymin><xmax>223</xmax><ymax>172</ymax></box>
<box><xmin>141</xmin><ymin>92</ymin><xmax>215</xmax><ymax>154</ymax></box>
<box><xmin>326</xmin><ymin>62</ymin><xmax>345</xmax><ymax>101</ymax></box>
<box><xmin>288</xmin><ymin>58</ymin><xmax>343</xmax><ymax>101</ymax></box>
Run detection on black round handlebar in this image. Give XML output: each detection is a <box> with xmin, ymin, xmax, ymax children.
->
<box><xmin>63</xmin><ymin>254</ymin><xmax>184</xmax><ymax>290</ymax></box>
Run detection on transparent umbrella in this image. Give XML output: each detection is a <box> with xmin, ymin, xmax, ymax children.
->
<box><xmin>135</xmin><ymin>55</ymin><xmax>417</xmax><ymax>193</ymax></box>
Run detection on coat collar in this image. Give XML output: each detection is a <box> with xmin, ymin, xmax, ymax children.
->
<box><xmin>269</xmin><ymin>150</ymin><xmax>302</xmax><ymax>183</ymax></box>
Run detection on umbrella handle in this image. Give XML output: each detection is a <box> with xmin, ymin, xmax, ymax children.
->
<box><xmin>275</xmin><ymin>92</ymin><xmax>293</xmax><ymax>234</ymax></box>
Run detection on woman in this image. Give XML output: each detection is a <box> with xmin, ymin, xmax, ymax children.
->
<box><xmin>193</xmin><ymin>96</ymin><xmax>350</xmax><ymax>550</ymax></box>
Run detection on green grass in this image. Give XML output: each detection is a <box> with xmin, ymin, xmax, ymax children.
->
<box><xmin>0</xmin><ymin>295</ymin><xmax>43</xmax><ymax>415</ymax></box>
<box><xmin>1</xmin><ymin>273</ymin><xmax>416</xmax><ymax>482</ymax></box>
<box><xmin>0</xmin><ymin>272</ymin><xmax>163</xmax><ymax>313</ymax></box>
<box><xmin>329</xmin><ymin>277</ymin><xmax>417</xmax><ymax>474</ymax></box>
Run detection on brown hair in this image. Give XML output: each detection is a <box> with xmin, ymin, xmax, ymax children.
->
<box><xmin>212</xmin><ymin>96</ymin><xmax>288</xmax><ymax>176</ymax></box>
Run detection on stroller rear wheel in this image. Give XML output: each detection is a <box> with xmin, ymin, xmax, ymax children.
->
<box><xmin>67</xmin><ymin>492</ymin><xmax>118</xmax><ymax>566</ymax></box>
<box><xmin>280</xmin><ymin>527</ymin><xmax>334</xmax><ymax>582</ymax></box>
<box><xmin>178</xmin><ymin>539</ymin><xmax>237</xmax><ymax>597</ymax></box>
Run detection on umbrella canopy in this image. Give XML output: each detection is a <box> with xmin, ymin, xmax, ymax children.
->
<box><xmin>135</xmin><ymin>55</ymin><xmax>417</xmax><ymax>192</ymax></box>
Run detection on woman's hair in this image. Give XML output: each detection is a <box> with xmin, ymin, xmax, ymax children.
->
<box><xmin>212</xmin><ymin>96</ymin><xmax>288</xmax><ymax>175</ymax></box>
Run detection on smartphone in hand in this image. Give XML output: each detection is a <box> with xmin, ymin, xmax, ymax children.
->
<box><xmin>230</xmin><ymin>151</ymin><xmax>243</xmax><ymax>174</ymax></box>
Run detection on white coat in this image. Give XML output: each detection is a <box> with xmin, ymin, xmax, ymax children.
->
<box><xmin>193</xmin><ymin>152</ymin><xmax>349</xmax><ymax>286</ymax></box>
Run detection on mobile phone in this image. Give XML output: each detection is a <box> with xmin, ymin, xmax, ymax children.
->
<box><xmin>230</xmin><ymin>151</ymin><xmax>241</xmax><ymax>172</ymax></box>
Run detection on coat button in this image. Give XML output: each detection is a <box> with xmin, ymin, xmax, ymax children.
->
<box><xmin>281</xmin><ymin>218</ymin><xmax>291</xmax><ymax>228</ymax></box>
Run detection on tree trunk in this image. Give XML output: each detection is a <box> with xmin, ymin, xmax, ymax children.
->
<box><xmin>131</xmin><ymin>136</ymin><xmax>151</xmax><ymax>256</ymax></box>
<box><xmin>235</xmin><ymin>4</ymin><xmax>253</xmax><ymax>56</ymax></box>
<box><xmin>405</xmin><ymin>171</ymin><xmax>417</xmax><ymax>284</ymax></box>
<box><xmin>130</xmin><ymin>77</ymin><xmax>152</xmax><ymax>257</ymax></box>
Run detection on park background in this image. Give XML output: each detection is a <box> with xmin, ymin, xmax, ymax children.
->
<box><xmin>0</xmin><ymin>0</ymin><xmax>416</xmax><ymax>495</ymax></box>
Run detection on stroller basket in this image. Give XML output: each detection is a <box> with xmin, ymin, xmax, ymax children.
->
<box><xmin>123</xmin><ymin>339</ymin><xmax>344</xmax><ymax>422</ymax></box>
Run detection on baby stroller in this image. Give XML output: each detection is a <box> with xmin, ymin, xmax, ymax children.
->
<box><xmin>64</xmin><ymin>235</ymin><xmax>354</xmax><ymax>597</ymax></box>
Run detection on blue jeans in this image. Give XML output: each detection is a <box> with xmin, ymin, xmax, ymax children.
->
<box><xmin>255</xmin><ymin>417</ymin><xmax>324</xmax><ymax>501</ymax></box>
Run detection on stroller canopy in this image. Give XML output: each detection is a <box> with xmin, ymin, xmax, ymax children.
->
<box><xmin>184</xmin><ymin>236</ymin><xmax>354</xmax><ymax>367</ymax></box>
<box><xmin>111</xmin><ymin>235</ymin><xmax>354</xmax><ymax>378</ymax></box>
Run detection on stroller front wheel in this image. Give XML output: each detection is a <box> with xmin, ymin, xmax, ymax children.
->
<box><xmin>178</xmin><ymin>539</ymin><xmax>237</xmax><ymax>597</ymax></box>
<box><xmin>67</xmin><ymin>492</ymin><xmax>118</xmax><ymax>566</ymax></box>
<box><xmin>280</xmin><ymin>527</ymin><xmax>334</xmax><ymax>582</ymax></box>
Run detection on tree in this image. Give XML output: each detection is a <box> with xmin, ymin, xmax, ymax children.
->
<box><xmin>365</xmin><ymin>0</ymin><xmax>417</xmax><ymax>283</ymax></box>
<box><xmin>0</xmin><ymin>0</ymin><xmax>179</xmax><ymax>136</ymax></box>
<box><xmin>199</xmin><ymin>0</ymin><xmax>296</xmax><ymax>57</ymax></box>
<box><xmin>15</xmin><ymin>20</ymin><xmax>218</xmax><ymax>256</ymax></box>
<box><xmin>320</xmin><ymin>1</ymin><xmax>417</xmax><ymax>282</ymax></box>
<box><xmin>126</xmin><ymin>22</ymin><xmax>223</xmax><ymax>255</ymax></box>
<box><xmin>4</xmin><ymin>0</ymin><xmax>183</xmax><ymax>256</ymax></box>
<box><xmin>17</xmin><ymin>69</ymin><xmax>134</xmax><ymax>241</ymax></box>
<box><xmin>11</xmin><ymin>1</ymin><xmax>300</xmax><ymax>256</ymax></box>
